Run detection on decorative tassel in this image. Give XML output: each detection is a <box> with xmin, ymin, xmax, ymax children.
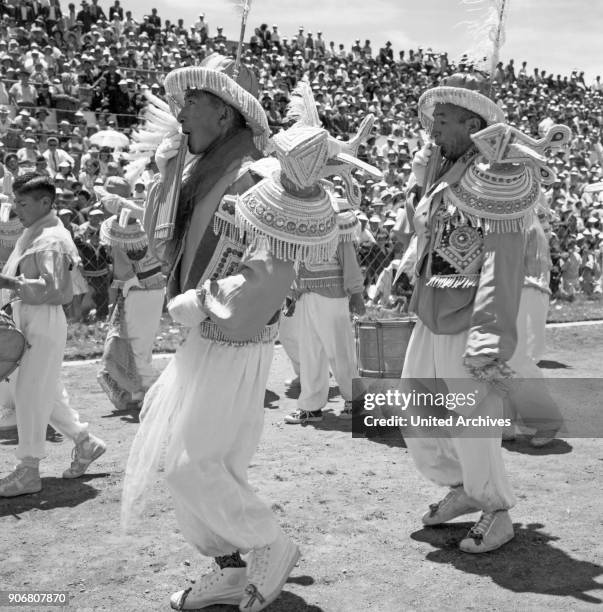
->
<box><xmin>213</xmin><ymin>215</ymin><xmax>240</xmax><ymax>241</ymax></box>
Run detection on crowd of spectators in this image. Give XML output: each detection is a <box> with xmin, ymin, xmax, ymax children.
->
<box><xmin>0</xmin><ymin>1</ymin><xmax>601</xmax><ymax>319</ymax></box>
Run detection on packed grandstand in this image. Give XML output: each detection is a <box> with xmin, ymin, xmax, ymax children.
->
<box><xmin>0</xmin><ymin>1</ymin><xmax>601</xmax><ymax>319</ymax></box>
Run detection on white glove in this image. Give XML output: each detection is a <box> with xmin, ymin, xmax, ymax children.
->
<box><xmin>167</xmin><ymin>289</ymin><xmax>208</xmax><ymax>327</ymax></box>
<box><xmin>411</xmin><ymin>142</ymin><xmax>434</xmax><ymax>187</ymax></box>
<box><xmin>155</xmin><ymin>133</ymin><xmax>182</xmax><ymax>180</ymax></box>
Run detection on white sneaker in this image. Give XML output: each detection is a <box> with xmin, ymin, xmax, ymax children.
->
<box><xmin>239</xmin><ymin>532</ymin><xmax>300</xmax><ymax>612</ymax></box>
<box><xmin>422</xmin><ymin>486</ymin><xmax>479</xmax><ymax>526</ymax></box>
<box><xmin>170</xmin><ymin>566</ymin><xmax>247</xmax><ymax>610</ymax></box>
<box><xmin>459</xmin><ymin>510</ymin><xmax>515</xmax><ymax>553</ymax></box>
<box><xmin>284</xmin><ymin>409</ymin><xmax>323</xmax><ymax>424</ymax></box>
<box><xmin>0</xmin><ymin>464</ymin><xmax>41</xmax><ymax>497</ymax></box>
<box><xmin>62</xmin><ymin>433</ymin><xmax>106</xmax><ymax>479</ymax></box>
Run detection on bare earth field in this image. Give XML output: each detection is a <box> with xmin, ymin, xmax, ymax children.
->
<box><xmin>0</xmin><ymin>324</ymin><xmax>602</xmax><ymax>612</ymax></box>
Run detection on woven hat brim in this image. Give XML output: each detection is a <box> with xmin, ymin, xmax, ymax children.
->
<box><xmin>164</xmin><ymin>67</ymin><xmax>270</xmax><ymax>152</ymax></box>
<box><xmin>418</xmin><ymin>86</ymin><xmax>506</xmax><ymax>131</ymax></box>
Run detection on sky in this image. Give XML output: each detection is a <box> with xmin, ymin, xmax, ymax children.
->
<box><xmin>123</xmin><ymin>0</ymin><xmax>602</xmax><ymax>82</ymax></box>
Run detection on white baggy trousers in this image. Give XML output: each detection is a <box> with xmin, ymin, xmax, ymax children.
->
<box><xmin>505</xmin><ymin>288</ymin><xmax>564</xmax><ymax>432</ymax></box>
<box><xmin>124</xmin><ymin>288</ymin><xmax>164</xmax><ymax>393</ymax></box>
<box><xmin>401</xmin><ymin>320</ymin><xmax>516</xmax><ymax>512</ymax></box>
<box><xmin>278</xmin><ymin>308</ymin><xmax>300</xmax><ymax>377</ymax></box>
<box><xmin>162</xmin><ymin>332</ymin><xmax>281</xmax><ymax>557</ymax></box>
<box><xmin>292</xmin><ymin>293</ymin><xmax>357</xmax><ymax>412</ymax></box>
<box><xmin>0</xmin><ymin>302</ymin><xmax>87</xmax><ymax>460</ymax></box>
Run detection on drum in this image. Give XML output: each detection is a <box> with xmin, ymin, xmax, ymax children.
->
<box><xmin>355</xmin><ymin>316</ymin><xmax>416</xmax><ymax>378</ymax></box>
<box><xmin>0</xmin><ymin>310</ymin><xmax>27</xmax><ymax>381</ymax></box>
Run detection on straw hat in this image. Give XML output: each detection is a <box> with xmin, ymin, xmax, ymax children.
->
<box><xmin>163</xmin><ymin>53</ymin><xmax>269</xmax><ymax>151</ymax></box>
<box><xmin>418</xmin><ymin>72</ymin><xmax>505</xmax><ymax>132</ymax></box>
<box><xmin>0</xmin><ymin>215</ymin><xmax>23</xmax><ymax>248</ymax></box>
<box><xmin>100</xmin><ymin>215</ymin><xmax>148</xmax><ymax>252</ymax></box>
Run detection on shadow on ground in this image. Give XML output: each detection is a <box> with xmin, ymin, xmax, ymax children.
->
<box><xmin>537</xmin><ymin>360</ymin><xmax>572</xmax><ymax>370</ymax></box>
<box><xmin>265</xmin><ymin>389</ymin><xmax>280</xmax><ymax>409</ymax></box>
<box><xmin>0</xmin><ymin>475</ymin><xmax>105</xmax><ymax>518</ymax></box>
<box><xmin>502</xmin><ymin>435</ymin><xmax>573</xmax><ymax>456</ymax></box>
<box><xmin>101</xmin><ymin>406</ymin><xmax>141</xmax><ymax>424</ymax></box>
<box><xmin>411</xmin><ymin>522</ymin><xmax>602</xmax><ymax>604</ymax></box>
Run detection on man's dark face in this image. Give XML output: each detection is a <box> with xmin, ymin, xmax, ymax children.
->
<box><xmin>431</xmin><ymin>103</ymin><xmax>478</xmax><ymax>161</ymax></box>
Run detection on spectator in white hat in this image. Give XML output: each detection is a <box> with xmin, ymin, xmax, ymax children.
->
<box><xmin>43</xmin><ymin>136</ymin><xmax>75</xmax><ymax>177</ymax></box>
<box><xmin>16</xmin><ymin>137</ymin><xmax>40</xmax><ymax>166</ymax></box>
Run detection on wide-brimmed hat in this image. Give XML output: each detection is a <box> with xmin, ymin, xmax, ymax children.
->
<box><xmin>100</xmin><ymin>214</ymin><xmax>148</xmax><ymax>252</ymax></box>
<box><xmin>418</xmin><ymin>72</ymin><xmax>505</xmax><ymax>132</ymax></box>
<box><xmin>163</xmin><ymin>53</ymin><xmax>269</xmax><ymax>151</ymax></box>
<box><xmin>0</xmin><ymin>211</ymin><xmax>23</xmax><ymax>247</ymax></box>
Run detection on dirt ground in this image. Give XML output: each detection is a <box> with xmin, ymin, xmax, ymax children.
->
<box><xmin>0</xmin><ymin>324</ymin><xmax>602</xmax><ymax>612</ymax></box>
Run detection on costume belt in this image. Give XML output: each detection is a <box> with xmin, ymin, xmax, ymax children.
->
<box><xmin>198</xmin><ymin>319</ymin><xmax>279</xmax><ymax>346</ymax></box>
<box><xmin>83</xmin><ymin>269</ymin><xmax>110</xmax><ymax>278</ymax></box>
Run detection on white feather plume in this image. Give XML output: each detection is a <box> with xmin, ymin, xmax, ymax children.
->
<box><xmin>123</xmin><ymin>91</ymin><xmax>180</xmax><ymax>184</ymax></box>
<box><xmin>127</xmin><ymin>91</ymin><xmax>179</xmax><ymax>161</ymax></box>
<box><xmin>285</xmin><ymin>81</ymin><xmax>321</xmax><ymax>128</ymax></box>
<box><xmin>123</xmin><ymin>157</ymin><xmax>150</xmax><ymax>189</ymax></box>
<box><xmin>459</xmin><ymin>0</ymin><xmax>510</xmax><ymax>78</ymax></box>
<box><xmin>228</xmin><ymin>0</ymin><xmax>252</xmax><ymax>14</ymax></box>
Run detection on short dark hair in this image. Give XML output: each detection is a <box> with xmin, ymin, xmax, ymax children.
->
<box><xmin>13</xmin><ymin>172</ymin><xmax>56</xmax><ymax>203</ymax></box>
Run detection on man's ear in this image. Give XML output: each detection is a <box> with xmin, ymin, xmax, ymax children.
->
<box><xmin>466</xmin><ymin>117</ymin><xmax>482</xmax><ymax>135</ymax></box>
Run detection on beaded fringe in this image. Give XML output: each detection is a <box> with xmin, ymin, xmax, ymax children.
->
<box><xmin>213</xmin><ymin>215</ymin><xmax>240</xmax><ymax>241</ymax></box>
<box><xmin>235</xmin><ymin>213</ymin><xmax>339</xmax><ymax>264</ymax></box>
<box><xmin>337</xmin><ymin>225</ymin><xmax>360</xmax><ymax>243</ymax></box>
<box><xmin>459</xmin><ymin>212</ymin><xmax>527</xmax><ymax>234</ymax></box>
<box><xmin>101</xmin><ymin>235</ymin><xmax>149</xmax><ymax>251</ymax></box>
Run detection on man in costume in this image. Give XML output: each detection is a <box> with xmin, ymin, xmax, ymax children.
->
<box><xmin>121</xmin><ymin>65</ymin><xmax>378</xmax><ymax>609</ymax></box>
<box><xmin>503</xmin><ymin>196</ymin><xmax>564</xmax><ymax>446</ymax></box>
<box><xmin>281</xmin><ymin>197</ymin><xmax>366</xmax><ymax>423</ymax></box>
<box><xmin>0</xmin><ymin>173</ymin><xmax>106</xmax><ymax>497</ymax></box>
<box><xmin>0</xmin><ymin>196</ymin><xmax>23</xmax><ymax>431</ymax></box>
<box><xmin>121</xmin><ymin>57</ymin><xmax>322</xmax><ymax>612</ymax></box>
<box><xmin>74</xmin><ymin>210</ymin><xmax>111</xmax><ymax>321</ymax></box>
<box><xmin>401</xmin><ymin>73</ymin><xmax>566</xmax><ymax>553</ymax></box>
<box><xmin>96</xmin><ymin>176</ymin><xmax>165</xmax><ymax>411</ymax></box>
